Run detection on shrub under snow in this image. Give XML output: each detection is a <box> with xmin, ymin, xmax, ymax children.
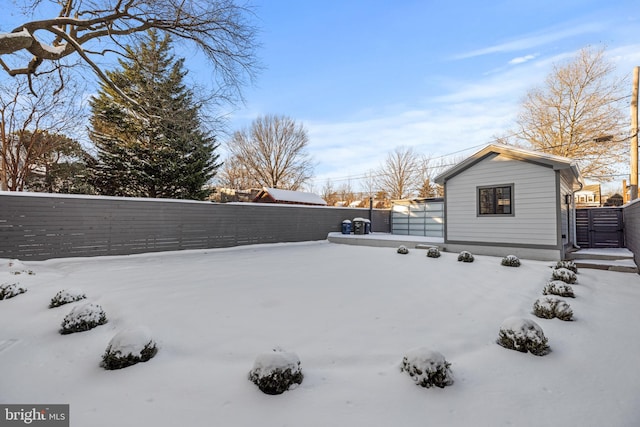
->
<box><xmin>501</xmin><ymin>255</ymin><xmax>521</xmax><ymax>267</ymax></box>
<box><xmin>248</xmin><ymin>349</ymin><xmax>303</xmax><ymax>395</ymax></box>
<box><xmin>397</xmin><ymin>245</ymin><xmax>410</xmax><ymax>255</ymax></box>
<box><xmin>101</xmin><ymin>327</ymin><xmax>158</xmax><ymax>370</ymax></box>
<box><xmin>543</xmin><ymin>281</ymin><xmax>575</xmax><ymax>298</ymax></box>
<box><xmin>60</xmin><ymin>302</ymin><xmax>107</xmax><ymax>334</ymax></box>
<box><xmin>0</xmin><ymin>282</ymin><xmax>27</xmax><ymax>300</ymax></box>
<box><xmin>49</xmin><ymin>289</ymin><xmax>87</xmax><ymax>308</ymax></box>
<box><xmin>426</xmin><ymin>247</ymin><xmax>441</xmax><ymax>258</ymax></box>
<box><xmin>496</xmin><ymin>317</ymin><xmax>550</xmax><ymax>356</ymax></box>
<box><xmin>401</xmin><ymin>347</ymin><xmax>454</xmax><ymax>389</ymax></box>
<box><xmin>7</xmin><ymin>259</ymin><xmax>35</xmax><ymax>275</ymax></box>
<box><xmin>552</xmin><ymin>268</ymin><xmax>577</xmax><ymax>284</ymax></box>
<box><xmin>457</xmin><ymin>251</ymin><xmax>474</xmax><ymax>263</ymax></box>
<box><xmin>554</xmin><ymin>260</ymin><xmax>578</xmax><ymax>274</ymax></box>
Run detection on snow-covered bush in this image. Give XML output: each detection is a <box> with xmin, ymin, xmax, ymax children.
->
<box><xmin>60</xmin><ymin>302</ymin><xmax>107</xmax><ymax>334</ymax></box>
<box><xmin>501</xmin><ymin>255</ymin><xmax>521</xmax><ymax>267</ymax></box>
<box><xmin>553</xmin><ymin>300</ymin><xmax>574</xmax><ymax>321</ymax></box>
<box><xmin>533</xmin><ymin>297</ymin><xmax>573</xmax><ymax>321</ymax></box>
<box><xmin>532</xmin><ymin>297</ymin><xmax>557</xmax><ymax>319</ymax></box>
<box><xmin>543</xmin><ymin>281</ymin><xmax>575</xmax><ymax>298</ymax></box>
<box><xmin>7</xmin><ymin>259</ymin><xmax>35</xmax><ymax>275</ymax></box>
<box><xmin>248</xmin><ymin>349</ymin><xmax>303</xmax><ymax>395</ymax></box>
<box><xmin>49</xmin><ymin>289</ymin><xmax>87</xmax><ymax>308</ymax></box>
<box><xmin>397</xmin><ymin>245</ymin><xmax>409</xmax><ymax>255</ymax></box>
<box><xmin>552</xmin><ymin>268</ymin><xmax>577</xmax><ymax>284</ymax></box>
<box><xmin>426</xmin><ymin>247</ymin><xmax>441</xmax><ymax>258</ymax></box>
<box><xmin>400</xmin><ymin>347</ymin><xmax>454</xmax><ymax>389</ymax></box>
<box><xmin>101</xmin><ymin>327</ymin><xmax>158</xmax><ymax>370</ymax></box>
<box><xmin>496</xmin><ymin>317</ymin><xmax>550</xmax><ymax>356</ymax></box>
<box><xmin>554</xmin><ymin>260</ymin><xmax>578</xmax><ymax>274</ymax></box>
<box><xmin>0</xmin><ymin>282</ymin><xmax>27</xmax><ymax>300</ymax></box>
<box><xmin>457</xmin><ymin>251</ymin><xmax>474</xmax><ymax>263</ymax></box>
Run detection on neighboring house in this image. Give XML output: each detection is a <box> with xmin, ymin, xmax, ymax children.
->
<box><xmin>575</xmin><ymin>184</ymin><xmax>602</xmax><ymax>207</ymax></box>
<box><xmin>434</xmin><ymin>144</ymin><xmax>584</xmax><ymax>261</ymax></box>
<box><xmin>253</xmin><ymin>187</ymin><xmax>327</xmax><ymax>206</ymax></box>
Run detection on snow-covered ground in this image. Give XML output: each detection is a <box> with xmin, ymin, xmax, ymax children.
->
<box><xmin>1</xmin><ymin>241</ymin><xmax>639</xmax><ymax>427</ymax></box>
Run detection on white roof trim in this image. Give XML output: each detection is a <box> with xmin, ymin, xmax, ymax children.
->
<box><xmin>435</xmin><ymin>144</ymin><xmax>583</xmax><ymax>184</ymax></box>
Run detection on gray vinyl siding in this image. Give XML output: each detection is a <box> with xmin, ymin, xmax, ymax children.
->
<box><xmin>444</xmin><ymin>154</ymin><xmax>558</xmax><ymax>246</ymax></box>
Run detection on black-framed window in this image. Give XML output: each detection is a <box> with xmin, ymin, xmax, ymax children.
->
<box><xmin>478</xmin><ymin>184</ymin><xmax>513</xmax><ymax>215</ymax></box>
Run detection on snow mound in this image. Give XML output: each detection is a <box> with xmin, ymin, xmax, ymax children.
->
<box><xmin>101</xmin><ymin>327</ymin><xmax>158</xmax><ymax>370</ymax></box>
<box><xmin>7</xmin><ymin>259</ymin><xmax>35</xmax><ymax>275</ymax></box>
<box><xmin>397</xmin><ymin>245</ymin><xmax>409</xmax><ymax>254</ymax></box>
<box><xmin>0</xmin><ymin>282</ymin><xmax>27</xmax><ymax>300</ymax></box>
<box><xmin>49</xmin><ymin>289</ymin><xmax>87</xmax><ymax>308</ymax></box>
<box><xmin>401</xmin><ymin>347</ymin><xmax>454</xmax><ymax>388</ymax></box>
<box><xmin>497</xmin><ymin>317</ymin><xmax>550</xmax><ymax>356</ymax></box>
<box><xmin>60</xmin><ymin>302</ymin><xmax>108</xmax><ymax>334</ymax></box>
<box><xmin>248</xmin><ymin>349</ymin><xmax>303</xmax><ymax>395</ymax></box>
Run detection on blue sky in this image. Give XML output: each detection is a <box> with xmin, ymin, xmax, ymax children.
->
<box><xmin>2</xmin><ymin>1</ymin><xmax>639</xmax><ymax>193</ymax></box>
<box><xmin>206</xmin><ymin>0</ymin><xmax>640</xmax><ymax>192</ymax></box>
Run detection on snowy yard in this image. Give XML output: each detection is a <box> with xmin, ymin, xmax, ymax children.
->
<box><xmin>1</xmin><ymin>241</ymin><xmax>640</xmax><ymax>427</ymax></box>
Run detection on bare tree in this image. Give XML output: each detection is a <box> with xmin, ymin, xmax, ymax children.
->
<box><xmin>513</xmin><ymin>46</ymin><xmax>628</xmax><ymax>180</ymax></box>
<box><xmin>226</xmin><ymin>114</ymin><xmax>315</xmax><ymax>190</ymax></box>
<box><xmin>375</xmin><ymin>146</ymin><xmax>422</xmax><ymax>200</ymax></box>
<box><xmin>321</xmin><ymin>179</ymin><xmax>339</xmax><ymax>206</ymax></box>
<box><xmin>216</xmin><ymin>153</ymin><xmax>255</xmax><ymax>190</ymax></box>
<box><xmin>0</xmin><ymin>0</ymin><xmax>258</xmax><ymax>101</ymax></box>
<box><xmin>0</xmin><ymin>72</ymin><xmax>84</xmax><ymax>191</ymax></box>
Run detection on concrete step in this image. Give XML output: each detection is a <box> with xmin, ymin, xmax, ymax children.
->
<box><xmin>566</xmin><ymin>248</ymin><xmax>638</xmax><ymax>273</ymax></box>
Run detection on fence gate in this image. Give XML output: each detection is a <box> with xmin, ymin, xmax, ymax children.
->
<box><xmin>575</xmin><ymin>208</ymin><xmax>624</xmax><ymax>248</ymax></box>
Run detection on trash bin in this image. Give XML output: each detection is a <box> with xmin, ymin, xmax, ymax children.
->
<box><xmin>364</xmin><ymin>219</ymin><xmax>371</xmax><ymax>234</ymax></box>
<box><xmin>341</xmin><ymin>220</ymin><xmax>352</xmax><ymax>234</ymax></box>
<box><xmin>352</xmin><ymin>217</ymin><xmax>365</xmax><ymax>235</ymax></box>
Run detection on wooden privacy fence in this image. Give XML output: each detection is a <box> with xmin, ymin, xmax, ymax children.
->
<box><xmin>0</xmin><ymin>193</ymin><xmax>390</xmax><ymax>260</ymax></box>
<box><xmin>575</xmin><ymin>207</ymin><xmax>624</xmax><ymax>248</ymax></box>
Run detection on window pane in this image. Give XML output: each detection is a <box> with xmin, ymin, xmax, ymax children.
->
<box><xmin>479</xmin><ymin>188</ymin><xmax>494</xmax><ymax>214</ymax></box>
<box><xmin>496</xmin><ymin>186</ymin><xmax>511</xmax><ymax>214</ymax></box>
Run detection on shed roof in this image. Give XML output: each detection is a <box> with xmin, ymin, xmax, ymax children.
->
<box><xmin>253</xmin><ymin>187</ymin><xmax>327</xmax><ymax>206</ymax></box>
<box><xmin>434</xmin><ymin>144</ymin><xmax>583</xmax><ymax>184</ymax></box>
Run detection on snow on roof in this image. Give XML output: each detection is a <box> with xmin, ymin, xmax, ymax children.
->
<box><xmin>258</xmin><ymin>187</ymin><xmax>327</xmax><ymax>205</ymax></box>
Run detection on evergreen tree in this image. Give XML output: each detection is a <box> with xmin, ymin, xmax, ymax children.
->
<box><xmin>89</xmin><ymin>30</ymin><xmax>220</xmax><ymax>200</ymax></box>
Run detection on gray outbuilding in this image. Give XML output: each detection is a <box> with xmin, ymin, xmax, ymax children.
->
<box><xmin>434</xmin><ymin>144</ymin><xmax>584</xmax><ymax>261</ymax></box>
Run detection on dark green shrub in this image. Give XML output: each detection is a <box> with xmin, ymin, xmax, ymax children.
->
<box><xmin>101</xmin><ymin>328</ymin><xmax>158</xmax><ymax>370</ymax></box>
<box><xmin>552</xmin><ymin>268</ymin><xmax>577</xmax><ymax>284</ymax></box>
<box><xmin>397</xmin><ymin>245</ymin><xmax>409</xmax><ymax>255</ymax></box>
<box><xmin>497</xmin><ymin>317</ymin><xmax>550</xmax><ymax>356</ymax></box>
<box><xmin>0</xmin><ymin>282</ymin><xmax>26</xmax><ymax>300</ymax></box>
<box><xmin>249</xmin><ymin>350</ymin><xmax>303</xmax><ymax>395</ymax></box>
<box><xmin>401</xmin><ymin>348</ymin><xmax>454</xmax><ymax>388</ymax></box>
<box><xmin>543</xmin><ymin>281</ymin><xmax>575</xmax><ymax>298</ymax></box>
<box><xmin>555</xmin><ymin>260</ymin><xmax>578</xmax><ymax>273</ymax></box>
<box><xmin>457</xmin><ymin>251</ymin><xmax>474</xmax><ymax>263</ymax></box>
<box><xmin>426</xmin><ymin>247</ymin><xmax>441</xmax><ymax>258</ymax></box>
<box><xmin>49</xmin><ymin>289</ymin><xmax>87</xmax><ymax>308</ymax></box>
<box><xmin>501</xmin><ymin>255</ymin><xmax>521</xmax><ymax>267</ymax></box>
<box><xmin>60</xmin><ymin>303</ymin><xmax>107</xmax><ymax>334</ymax></box>
<box><xmin>533</xmin><ymin>297</ymin><xmax>574</xmax><ymax>321</ymax></box>
<box><xmin>533</xmin><ymin>297</ymin><xmax>556</xmax><ymax>319</ymax></box>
